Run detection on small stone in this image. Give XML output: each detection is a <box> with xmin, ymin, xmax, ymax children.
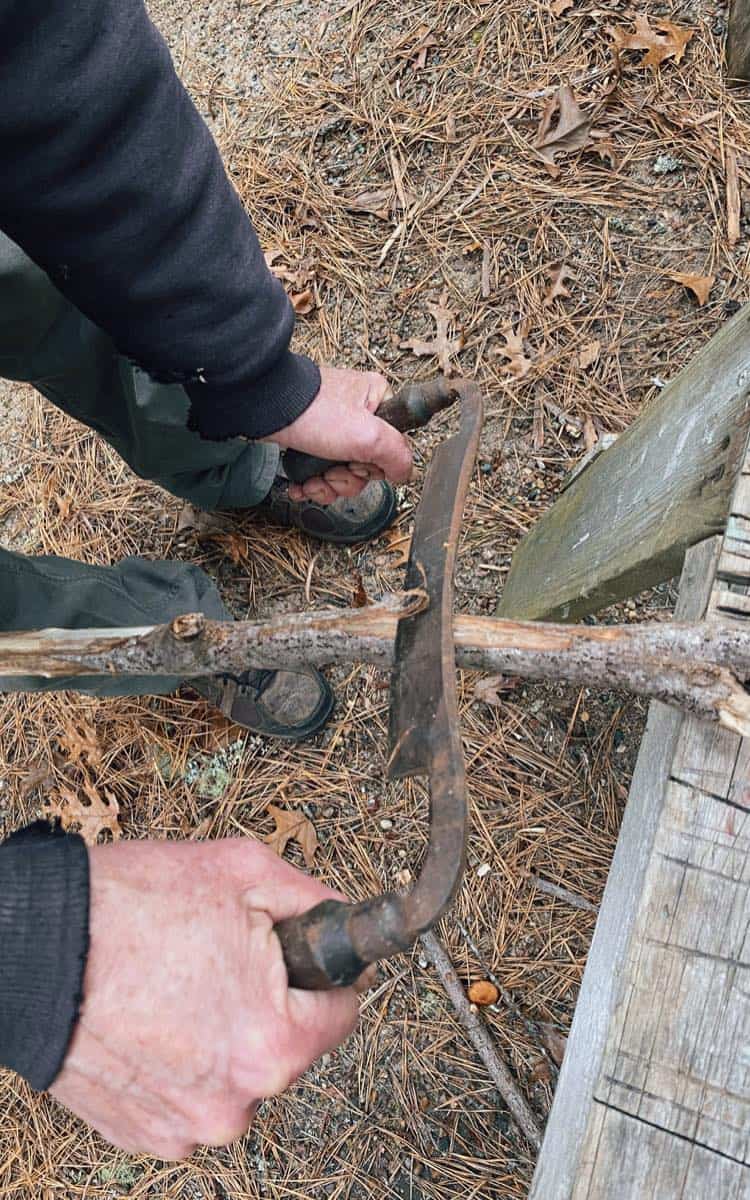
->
<box><xmin>653</xmin><ymin>153</ymin><xmax>683</xmax><ymax>175</ymax></box>
<box><xmin>323</xmin><ymin>806</ymin><xmax>335</xmax><ymax>818</ymax></box>
<box><xmin>379</xmin><ymin>818</ymin><xmax>393</xmax><ymax>830</ymax></box>
<box><xmin>476</xmin><ymin>862</ymin><xmax>492</xmax><ymax>878</ymax></box>
<box><xmin>418</xmin><ymin>956</ymin><xmax>429</xmax><ymax>969</ymax></box>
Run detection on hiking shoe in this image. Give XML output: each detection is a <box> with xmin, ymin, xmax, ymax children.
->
<box><xmin>192</xmin><ymin>665</ymin><xmax>334</xmax><ymax>741</ymax></box>
<box><xmin>253</xmin><ymin>478</ymin><xmax>398</xmax><ymax>545</ymax></box>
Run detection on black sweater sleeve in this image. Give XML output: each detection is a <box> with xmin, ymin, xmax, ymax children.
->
<box><xmin>0</xmin><ymin>823</ymin><xmax>89</xmax><ymax>1091</ymax></box>
<box><xmin>0</xmin><ymin>0</ymin><xmax>320</xmax><ymax>440</ymax></box>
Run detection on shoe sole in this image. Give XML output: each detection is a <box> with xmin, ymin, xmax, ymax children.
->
<box><xmin>296</xmin><ymin>482</ymin><xmax>399</xmax><ymax>546</ymax></box>
<box><xmin>189</xmin><ymin>671</ymin><xmax>335</xmax><ymax>741</ymax></box>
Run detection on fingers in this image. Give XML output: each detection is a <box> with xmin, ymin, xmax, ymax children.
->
<box><xmin>359</xmin><ymin>415</ymin><xmax>413</xmax><ymax>485</ymax></box>
<box><xmin>287</xmin><ymin>466</ymin><xmax>380</xmax><ymax>506</ymax></box>
<box><xmin>273</xmin><ymin>985</ymin><xmax>361</xmax><ymax>1093</ymax></box>
<box><xmin>230</xmin><ymin>838</ymin><xmax>346</xmax><ymax>921</ymax></box>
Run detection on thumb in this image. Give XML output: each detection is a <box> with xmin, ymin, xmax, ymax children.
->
<box><xmin>358</xmin><ymin>411</ymin><xmax>413</xmax><ymax>484</ymax></box>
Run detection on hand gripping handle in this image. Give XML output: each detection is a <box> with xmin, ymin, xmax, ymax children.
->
<box><xmin>281</xmin><ymin>378</ymin><xmax>460</xmax><ymax>485</ymax></box>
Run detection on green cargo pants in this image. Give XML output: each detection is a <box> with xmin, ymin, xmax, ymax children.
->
<box><xmin>0</xmin><ymin>231</ymin><xmax>280</xmax><ymax>696</ymax></box>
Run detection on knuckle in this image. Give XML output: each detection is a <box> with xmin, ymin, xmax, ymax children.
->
<box><xmin>198</xmin><ymin>1105</ymin><xmax>251</xmax><ymax>1147</ymax></box>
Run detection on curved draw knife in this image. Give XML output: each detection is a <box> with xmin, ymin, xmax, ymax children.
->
<box><xmin>274</xmin><ymin>380</ymin><xmax>483</xmax><ymax>988</ymax></box>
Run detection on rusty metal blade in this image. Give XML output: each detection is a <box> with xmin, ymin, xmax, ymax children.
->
<box><xmin>388</xmin><ymin>385</ymin><xmax>483</xmax><ymax>778</ymax></box>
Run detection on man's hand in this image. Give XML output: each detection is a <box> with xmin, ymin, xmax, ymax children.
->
<box><xmin>50</xmin><ymin>839</ymin><xmax>365</xmax><ymax>1160</ymax></box>
<box><xmin>264</xmin><ymin>366</ymin><xmax>413</xmax><ymax>505</ymax></box>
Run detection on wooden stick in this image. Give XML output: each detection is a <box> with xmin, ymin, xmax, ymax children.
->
<box><xmin>419</xmin><ymin>929</ymin><xmax>543</xmax><ymax>1150</ymax></box>
<box><xmin>1</xmin><ymin>594</ymin><xmax>750</xmax><ymax>734</ymax></box>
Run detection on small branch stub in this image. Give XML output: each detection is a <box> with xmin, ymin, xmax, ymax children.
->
<box><xmin>170</xmin><ymin>613</ymin><xmax>205</xmax><ymax>641</ymax></box>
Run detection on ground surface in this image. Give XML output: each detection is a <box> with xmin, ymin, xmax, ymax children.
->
<box><xmin>0</xmin><ymin>0</ymin><xmax>745</xmax><ymax>1196</ymax></box>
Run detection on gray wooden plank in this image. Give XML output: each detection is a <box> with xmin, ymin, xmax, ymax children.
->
<box><xmin>531</xmin><ymin>428</ymin><xmax>750</xmax><ymax>1195</ymax></box>
<box><xmin>576</xmin><ymin>1106</ymin><xmax>750</xmax><ymax>1199</ymax></box>
<box><xmin>529</xmin><ymin>536</ymin><xmax>723</xmax><ymax>1200</ymax></box>
<box><xmin>498</xmin><ymin>307</ymin><xmax>750</xmax><ymax>621</ymax></box>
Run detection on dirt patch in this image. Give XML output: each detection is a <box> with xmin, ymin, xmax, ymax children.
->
<box><xmin>0</xmin><ymin>0</ymin><xmax>743</xmax><ymax>1196</ymax></box>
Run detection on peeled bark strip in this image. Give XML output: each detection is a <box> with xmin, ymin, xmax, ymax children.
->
<box><xmin>0</xmin><ymin>593</ymin><xmax>750</xmax><ymax>734</ymax></box>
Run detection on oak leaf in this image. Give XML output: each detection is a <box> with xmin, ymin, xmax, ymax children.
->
<box><xmin>265</xmin><ymin>803</ymin><xmax>319</xmax><ymax>868</ymax></box>
<box><xmin>495</xmin><ymin>324</ymin><xmax>533</xmax><ymax>379</ymax></box>
<box><xmin>668</xmin><ymin>272</ymin><xmax>715</xmax><ymax>305</ymax></box>
<box><xmin>540</xmin><ymin>1022</ymin><xmax>568</xmax><ymax>1067</ymax></box>
<box><xmin>291</xmin><ymin>289</ymin><xmax>316</xmax><ymax>315</ymax></box>
<box><xmin>401</xmin><ymin>293</ymin><xmax>465</xmax><ymax>373</ymax></box>
<box><xmin>533</xmin><ymin>85</ymin><xmax>592</xmax><ymax>178</ymax></box>
<box><xmin>608</xmin><ymin>16</ymin><xmax>694</xmax><ymax>68</ymax></box>
<box><xmin>543</xmin><ymin>263</ymin><xmax>573</xmax><ymax>306</ymax></box>
<box><xmin>402</xmin><ymin>24</ymin><xmax>438</xmax><ymax>71</ymax></box>
<box><xmin>45</xmin><ymin>780</ymin><xmax>121</xmax><ymax>846</ymax></box>
<box><xmin>474</xmin><ymin>675</ymin><xmax>522</xmax><ymax>705</ymax></box>
<box><xmin>59</xmin><ymin>717</ymin><xmax>102</xmax><ymax>771</ymax></box>
<box><xmin>345</xmin><ymin>189</ymin><xmax>393</xmax><ymax>220</ymax></box>
<box><xmin>578</xmin><ymin>339</ymin><xmax>601</xmax><ymax>369</ymax></box>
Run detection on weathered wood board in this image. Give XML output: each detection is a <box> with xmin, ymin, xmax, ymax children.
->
<box><xmin>530</xmin><ymin>517</ymin><xmax>750</xmax><ymax>1196</ymax></box>
<box><xmin>498</xmin><ymin>304</ymin><xmax>750</xmax><ymax>622</ymax></box>
<box><xmin>728</xmin><ymin>0</ymin><xmax>750</xmax><ymax>82</ymax></box>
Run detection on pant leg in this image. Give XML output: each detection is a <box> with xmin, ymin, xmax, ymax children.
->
<box><xmin>0</xmin><ymin>548</ymin><xmax>231</xmax><ymax>696</ymax></box>
<box><xmin>0</xmin><ymin>232</ymin><xmax>279</xmax><ymax>510</ymax></box>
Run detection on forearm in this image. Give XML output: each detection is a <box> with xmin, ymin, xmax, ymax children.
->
<box><xmin>0</xmin><ymin>0</ymin><xmax>320</xmax><ymax>439</ymax></box>
<box><xmin>0</xmin><ymin>823</ymin><xmax>89</xmax><ymax>1090</ymax></box>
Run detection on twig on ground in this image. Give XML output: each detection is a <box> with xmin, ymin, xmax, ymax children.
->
<box><xmin>528</xmin><ymin>875</ymin><xmax>599</xmax><ymax>913</ymax></box>
<box><xmin>420</xmin><ymin>929</ymin><xmax>544</xmax><ymax>1150</ymax></box>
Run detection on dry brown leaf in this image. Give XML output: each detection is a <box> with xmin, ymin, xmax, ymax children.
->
<box><xmin>345</xmin><ymin>189</ymin><xmax>393</xmax><ymax>220</ymax></box>
<box><xmin>210</xmin><ymin>531</ymin><xmax>246</xmax><ymax>566</ymax></box>
<box><xmin>468</xmin><ymin>980</ymin><xmax>499</xmax><ymax>1006</ymax></box>
<box><xmin>351</xmin><ymin>570</ymin><xmax>370</xmax><ymax>608</ymax></box>
<box><xmin>668</xmin><ymin>272</ymin><xmax>715</xmax><ymax>306</ymax></box>
<box><xmin>264</xmin><ymin>251</ymin><xmax>317</xmax><ymax>294</ymax></box>
<box><xmin>54</xmin><ymin>494</ymin><xmax>73</xmax><ymax>521</ymax></box>
<box><xmin>543</xmin><ymin>263</ymin><xmax>573</xmax><ymax>306</ymax></box>
<box><xmin>583</xmin><ymin>415</ymin><xmax>598</xmax><ymax>453</ymax></box>
<box><xmin>406</xmin><ymin>24</ymin><xmax>438</xmax><ymax>71</ymax></box>
<box><xmin>291</xmin><ymin>289</ymin><xmax>316</xmax><ymax>315</ymax></box>
<box><xmin>400</xmin><ymin>292</ymin><xmax>465</xmax><ymax>373</ymax></box>
<box><xmin>176</xmin><ymin>502</ymin><xmax>223</xmax><ymax>535</ymax></box>
<box><xmin>529</xmin><ymin>1056</ymin><xmax>553</xmax><ymax>1084</ymax></box>
<box><xmin>495</xmin><ymin>325</ymin><xmax>533</xmax><ymax>379</ymax></box>
<box><xmin>588</xmin><ymin>130</ymin><xmax>617</xmax><ymax>168</ymax></box>
<box><xmin>46</xmin><ymin>780</ymin><xmax>121</xmax><ymax>846</ymax></box>
<box><xmin>265</xmin><ymin>803</ymin><xmax>319</xmax><ymax>868</ymax></box>
<box><xmin>474</xmin><ymin>675</ymin><xmax>522</xmax><ymax>705</ymax></box>
<box><xmin>540</xmin><ymin>1022</ymin><xmax>568</xmax><ymax>1067</ymax></box>
<box><xmin>551</xmin><ymin>0</ymin><xmax>573</xmax><ymax>13</ymax></box>
<box><xmin>608</xmin><ymin>15</ymin><xmax>694</xmax><ymax>68</ymax></box>
<box><xmin>381</xmin><ymin>528</ymin><xmax>412</xmax><ymax>568</ymax></box>
<box><xmin>59</xmin><ymin>717</ymin><xmax>102</xmax><ymax>770</ymax></box>
<box><xmin>533</xmin><ymin>84</ymin><xmax>592</xmax><ymax>178</ymax></box>
<box><xmin>578</xmin><ymin>339</ymin><xmax>601</xmax><ymax>369</ymax></box>
<box><xmin>19</xmin><ymin>764</ymin><xmax>55</xmax><ymax>799</ymax></box>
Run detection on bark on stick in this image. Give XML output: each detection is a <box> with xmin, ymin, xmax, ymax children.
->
<box><xmin>0</xmin><ymin>591</ymin><xmax>749</xmax><ymax>735</ymax></box>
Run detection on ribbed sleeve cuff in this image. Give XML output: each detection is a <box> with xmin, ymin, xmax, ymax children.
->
<box><xmin>185</xmin><ymin>351</ymin><xmax>321</xmax><ymax>441</ymax></box>
<box><xmin>0</xmin><ymin>822</ymin><xmax>90</xmax><ymax>1091</ymax></box>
